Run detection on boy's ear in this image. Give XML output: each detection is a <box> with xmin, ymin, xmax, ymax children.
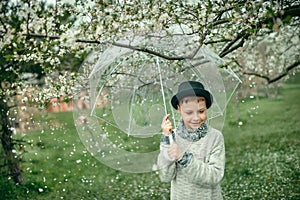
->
<box><xmin>177</xmin><ymin>105</ymin><xmax>181</xmax><ymax>113</ymax></box>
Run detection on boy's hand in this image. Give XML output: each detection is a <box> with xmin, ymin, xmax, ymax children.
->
<box><xmin>161</xmin><ymin>114</ymin><xmax>172</xmax><ymax>135</ymax></box>
<box><xmin>168</xmin><ymin>143</ymin><xmax>183</xmax><ymax>160</ymax></box>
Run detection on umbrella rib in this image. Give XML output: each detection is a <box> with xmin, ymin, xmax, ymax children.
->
<box><xmin>222</xmin><ymin>67</ymin><xmax>242</xmax><ymax>112</ymax></box>
<box><xmin>128</xmin><ymin>89</ymin><xmax>135</xmax><ymax>137</ymax></box>
<box><xmin>165</xmin><ymin>86</ymin><xmax>177</xmax><ymax>130</ymax></box>
<box><xmin>111</xmin><ymin>72</ymin><xmax>146</xmax><ymax>85</ymax></box>
<box><xmin>90</xmin><ymin>62</ymin><xmax>122</xmax><ymax>116</ymax></box>
<box><xmin>91</xmin><ymin>114</ymin><xmax>125</xmax><ymax>132</ymax></box>
<box><xmin>127</xmin><ymin>59</ymin><xmax>149</xmax><ymax>136</ymax></box>
<box><xmin>188</xmin><ymin>61</ymin><xmax>226</xmax><ymax>117</ymax></box>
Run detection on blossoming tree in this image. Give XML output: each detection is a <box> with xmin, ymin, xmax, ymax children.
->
<box><xmin>0</xmin><ymin>0</ymin><xmax>299</xmax><ymax>184</ymax></box>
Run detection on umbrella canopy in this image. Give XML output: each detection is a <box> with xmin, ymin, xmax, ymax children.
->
<box><xmin>73</xmin><ymin>32</ymin><xmax>241</xmax><ymax>173</ymax></box>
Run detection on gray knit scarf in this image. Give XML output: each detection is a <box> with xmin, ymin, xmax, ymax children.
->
<box><xmin>177</xmin><ymin>119</ymin><xmax>208</xmax><ymax>142</ymax></box>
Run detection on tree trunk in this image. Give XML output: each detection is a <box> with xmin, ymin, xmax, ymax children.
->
<box><xmin>0</xmin><ymin>98</ymin><xmax>24</xmax><ymax>184</ymax></box>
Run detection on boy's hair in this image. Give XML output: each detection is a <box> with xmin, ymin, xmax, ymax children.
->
<box><xmin>179</xmin><ymin>96</ymin><xmax>206</xmax><ymax>106</ymax></box>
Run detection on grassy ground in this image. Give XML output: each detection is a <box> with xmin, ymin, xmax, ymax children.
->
<box><xmin>1</xmin><ymin>74</ymin><xmax>299</xmax><ymax>200</ymax></box>
<box><xmin>222</xmin><ymin>76</ymin><xmax>300</xmax><ymax>199</ymax></box>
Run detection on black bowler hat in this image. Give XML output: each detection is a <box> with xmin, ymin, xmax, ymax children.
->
<box><xmin>171</xmin><ymin>81</ymin><xmax>213</xmax><ymax>109</ymax></box>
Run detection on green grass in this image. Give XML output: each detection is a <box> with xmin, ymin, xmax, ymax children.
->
<box><xmin>1</xmin><ymin>74</ymin><xmax>300</xmax><ymax>199</ymax></box>
<box><xmin>222</xmin><ymin>75</ymin><xmax>300</xmax><ymax>200</ymax></box>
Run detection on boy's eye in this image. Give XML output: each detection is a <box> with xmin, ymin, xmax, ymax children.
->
<box><xmin>197</xmin><ymin>110</ymin><xmax>205</xmax><ymax>114</ymax></box>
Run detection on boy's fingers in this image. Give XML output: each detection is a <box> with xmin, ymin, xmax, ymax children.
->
<box><xmin>166</xmin><ymin>113</ymin><xmax>170</xmax><ymax>119</ymax></box>
<box><xmin>162</xmin><ymin>114</ymin><xmax>173</xmax><ymax>134</ymax></box>
<box><xmin>163</xmin><ymin>114</ymin><xmax>169</xmax><ymax>122</ymax></box>
<box><xmin>162</xmin><ymin>115</ymin><xmax>171</xmax><ymax>125</ymax></box>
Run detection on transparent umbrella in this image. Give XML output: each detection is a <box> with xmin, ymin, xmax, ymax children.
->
<box><xmin>72</xmin><ymin>31</ymin><xmax>241</xmax><ymax>173</ymax></box>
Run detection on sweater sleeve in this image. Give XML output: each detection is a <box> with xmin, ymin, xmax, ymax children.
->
<box><xmin>157</xmin><ymin>139</ymin><xmax>176</xmax><ymax>182</ymax></box>
<box><xmin>181</xmin><ymin>132</ymin><xmax>225</xmax><ymax>187</ymax></box>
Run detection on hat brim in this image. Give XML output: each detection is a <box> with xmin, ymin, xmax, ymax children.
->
<box><xmin>171</xmin><ymin>88</ymin><xmax>213</xmax><ymax>109</ymax></box>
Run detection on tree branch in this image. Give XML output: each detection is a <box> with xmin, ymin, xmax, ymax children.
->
<box><xmin>219</xmin><ymin>32</ymin><xmax>249</xmax><ymax>57</ymax></box>
<box><xmin>241</xmin><ymin>60</ymin><xmax>300</xmax><ymax>84</ymax></box>
<box><xmin>22</xmin><ymin>33</ymin><xmax>204</xmax><ymax>60</ymax></box>
<box><xmin>282</xmin><ymin>5</ymin><xmax>300</xmax><ymax>18</ymax></box>
<box><xmin>241</xmin><ymin>70</ymin><xmax>270</xmax><ymax>82</ymax></box>
<box><xmin>217</xmin><ymin>4</ymin><xmax>300</xmax><ymax>57</ymax></box>
<box><xmin>268</xmin><ymin>60</ymin><xmax>300</xmax><ymax>84</ymax></box>
<box><xmin>112</xmin><ymin>41</ymin><xmax>202</xmax><ymax>60</ymax></box>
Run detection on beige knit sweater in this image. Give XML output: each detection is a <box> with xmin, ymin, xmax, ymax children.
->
<box><xmin>157</xmin><ymin>127</ymin><xmax>225</xmax><ymax>200</ymax></box>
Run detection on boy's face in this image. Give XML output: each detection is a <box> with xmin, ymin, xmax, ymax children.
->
<box><xmin>177</xmin><ymin>97</ymin><xmax>207</xmax><ymax>130</ymax></box>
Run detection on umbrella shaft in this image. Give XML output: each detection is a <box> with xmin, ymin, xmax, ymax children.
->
<box><xmin>156</xmin><ymin>57</ymin><xmax>168</xmax><ymax>115</ymax></box>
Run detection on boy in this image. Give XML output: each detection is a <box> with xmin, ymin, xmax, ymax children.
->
<box><xmin>157</xmin><ymin>81</ymin><xmax>225</xmax><ymax>200</ymax></box>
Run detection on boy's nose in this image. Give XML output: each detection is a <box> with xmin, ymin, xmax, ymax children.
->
<box><xmin>193</xmin><ymin>114</ymin><xmax>200</xmax><ymax>120</ymax></box>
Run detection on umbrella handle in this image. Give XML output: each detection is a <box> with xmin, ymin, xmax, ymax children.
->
<box><xmin>169</xmin><ymin>135</ymin><xmax>174</xmax><ymax>144</ymax></box>
<box><xmin>168</xmin><ymin>131</ymin><xmax>175</xmax><ymax>144</ymax></box>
